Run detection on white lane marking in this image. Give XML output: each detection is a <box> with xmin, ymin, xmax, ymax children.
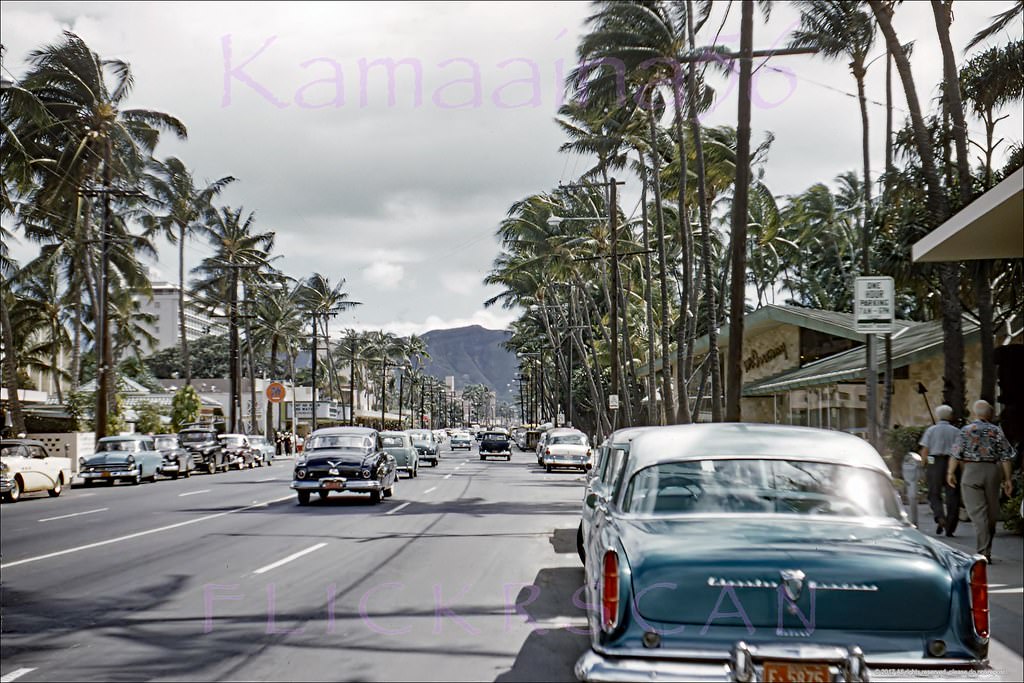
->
<box><xmin>990</xmin><ymin>586</ymin><xmax>1023</xmax><ymax>595</ymax></box>
<box><xmin>385</xmin><ymin>502</ymin><xmax>411</xmax><ymax>516</ymax></box>
<box><xmin>256</xmin><ymin>477</ymin><xmax>277</xmax><ymax>483</ymax></box>
<box><xmin>444</xmin><ymin>473</ymin><xmax>453</xmax><ymax>480</ymax></box>
<box><xmin>1</xmin><ymin>495</ymin><xmax>294</xmax><ymax>570</ymax></box>
<box><xmin>38</xmin><ymin>508</ymin><xmax>108</xmax><ymax>523</ymax></box>
<box><xmin>423</xmin><ymin>486</ymin><xmax>437</xmax><ymax>494</ymax></box>
<box><xmin>0</xmin><ymin>668</ymin><xmax>37</xmax><ymax>683</ymax></box>
<box><xmin>253</xmin><ymin>542</ymin><xmax>327</xmax><ymax>575</ymax></box>
<box><xmin>75</xmin><ymin>492</ymin><xmax>96</xmax><ymax>498</ymax></box>
<box><xmin>178</xmin><ymin>489</ymin><xmax>210</xmax><ymax>497</ymax></box>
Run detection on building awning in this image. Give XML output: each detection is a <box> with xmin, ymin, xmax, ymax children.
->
<box><xmin>743</xmin><ymin>319</ymin><xmax>980</xmax><ymax>396</ymax></box>
<box><xmin>912</xmin><ymin>167</ymin><xmax>1023</xmax><ymax>262</ymax></box>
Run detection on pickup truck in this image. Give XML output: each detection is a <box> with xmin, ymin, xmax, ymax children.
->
<box><xmin>479</xmin><ymin>431</ymin><xmax>512</xmax><ymax>461</ymax></box>
<box><xmin>178</xmin><ymin>426</ymin><xmax>227</xmax><ymax>473</ymax></box>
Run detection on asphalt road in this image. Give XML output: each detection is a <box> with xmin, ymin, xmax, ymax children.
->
<box><xmin>2</xmin><ymin>442</ymin><xmax>1021</xmax><ymax>682</ymax></box>
<box><xmin>1</xmin><ymin>443</ymin><xmax>589</xmax><ymax>682</ymax></box>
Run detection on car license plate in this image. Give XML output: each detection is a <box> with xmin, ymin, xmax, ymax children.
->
<box><xmin>762</xmin><ymin>662</ymin><xmax>830</xmax><ymax>683</ymax></box>
<box><xmin>324</xmin><ymin>481</ymin><xmax>343</xmax><ymax>490</ymax></box>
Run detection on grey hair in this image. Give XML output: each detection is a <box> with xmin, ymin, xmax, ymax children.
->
<box><xmin>935</xmin><ymin>404</ymin><xmax>954</xmax><ymax>421</ymax></box>
<box><xmin>973</xmin><ymin>400</ymin><xmax>993</xmax><ymax>419</ymax></box>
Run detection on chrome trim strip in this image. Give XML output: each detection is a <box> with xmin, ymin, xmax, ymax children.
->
<box><xmin>706</xmin><ymin>577</ymin><xmax>879</xmax><ymax>592</ymax></box>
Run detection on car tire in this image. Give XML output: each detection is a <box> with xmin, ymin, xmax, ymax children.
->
<box><xmin>384</xmin><ymin>480</ymin><xmax>394</xmax><ymax>498</ymax></box>
<box><xmin>506</xmin><ymin>454</ymin><xmax>511</xmax><ymax>461</ymax></box>
<box><xmin>370</xmin><ymin>489</ymin><xmax>382</xmax><ymax>504</ymax></box>
<box><xmin>3</xmin><ymin>477</ymin><xmax>22</xmax><ymax>503</ymax></box>
<box><xmin>412</xmin><ymin>466</ymin><xmax>418</xmax><ymax>478</ymax></box>
<box><xmin>184</xmin><ymin>464</ymin><xmax>192</xmax><ymax>478</ymax></box>
<box><xmin>546</xmin><ymin>465</ymin><xmax>552</xmax><ymax>473</ymax></box>
<box><xmin>318</xmin><ymin>491</ymin><xmax>329</xmax><ymax>500</ymax></box>
<box><xmin>480</xmin><ymin>454</ymin><xmax>485</xmax><ymax>461</ymax></box>
<box><xmin>131</xmin><ymin>472</ymin><xmax>142</xmax><ymax>485</ymax></box>
<box><xmin>48</xmin><ymin>476</ymin><xmax>64</xmax><ymax>497</ymax></box>
<box><xmin>576</xmin><ymin>523</ymin><xmax>586</xmax><ymax>564</ymax></box>
<box><xmin>297</xmin><ymin>491</ymin><xmax>311</xmax><ymax>505</ymax></box>
<box><xmin>172</xmin><ymin>472</ymin><xmax>179</xmax><ymax>480</ymax></box>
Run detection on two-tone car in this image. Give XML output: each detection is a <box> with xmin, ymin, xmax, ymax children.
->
<box><xmin>219</xmin><ymin>434</ymin><xmax>257</xmax><ymax>469</ymax></box>
<box><xmin>576</xmin><ymin>423</ymin><xmax>991</xmax><ymax>682</ymax></box>
<box><xmin>153</xmin><ymin>434</ymin><xmax>194</xmax><ymax>479</ymax></box>
<box><xmin>381</xmin><ymin>430</ymin><xmax>419</xmax><ymax>478</ymax></box>
<box><xmin>247</xmin><ymin>435</ymin><xmax>275</xmax><ymax>466</ymax></box>
<box><xmin>407</xmin><ymin>429</ymin><xmax>440</xmax><ymax>466</ymax></box>
<box><xmin>79</xmin><ymin>435</ymin><xmax>163</xmax><ymax>485</ymax></box>
<box><xmin>291</xmin><ymin>426</ymin><xmax>397</xmax><ymax>505</ymax></box>
<box><xmin>1</xmin><ymin>439</ymin><xmax>72</xmax><ymax>502</ymax></box>
<box><xmin>450</xmin><ymin>431</ymin><xmax>473</xmax><ymax>451</ymax></box>
<box><xmin>577</xmin><ymin>426</ymin><xmax>653</xmax><ymax>563</ymax></box>
<box><xmin>540</xmin><ymin>428</ymin><xmax>591</xmax><ymax>472</ymax></box>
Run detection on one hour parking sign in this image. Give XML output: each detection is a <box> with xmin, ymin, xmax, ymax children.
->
<box><xmin>854</xmin><ymin>276</ymin><xmax>895</xmax><ymax>333</ymax></box>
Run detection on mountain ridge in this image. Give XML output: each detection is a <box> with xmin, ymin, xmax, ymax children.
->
<box><xmin>419</xmin><ymin>325</ymin><xmax>516</xmax><ymax>400</ymax></box>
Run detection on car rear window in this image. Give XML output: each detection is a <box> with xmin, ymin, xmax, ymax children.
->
<box><xmin>624</xmin><ymin>459</ymin><xmax>901</xmax><ymax>520</ymax></box>
<box><xmin>381</xmin><ymin>436</ymin><xmax>406</xmax><ymax>448</ymax></box>
<box><xmin>551</xmin><ymin>434</ymin><xmax>587</xmax><ymax>445</ymax></box>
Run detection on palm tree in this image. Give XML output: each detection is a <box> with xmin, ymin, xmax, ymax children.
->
<box><xmin>6</xmin><ymin>31</ymin><xmax>186</xmax><ymax>437</ymax></box>
<box><xmin>966</xmin><ymin>0</ymin><xmax>1023</xmax><ymax>50</ymax></box>
<box><xmin>297</xmin><ymin>273</ymin><xmax>361</xmax><ymax>402</ymax></box>
<box><xmin>142</xmin><ymin>157</ymin><xmax>235</xmax><ymax>386</ymax></box>
<box><xmin>869</xmin><ymin>0</ymin><xmax>964</xmax><ymax>423</ymax></box>
<box><xmin>193</xmin><ymin>206</ymin><xmax>275</xmax><ymax>432</ymax></box>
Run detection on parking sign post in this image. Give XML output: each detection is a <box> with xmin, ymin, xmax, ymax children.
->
<box><xmin>854</xmin><ymin>277</ymin><xmax>894</xmax><ymax>448</ymax></box>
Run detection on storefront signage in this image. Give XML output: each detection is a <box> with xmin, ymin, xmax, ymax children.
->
<box><xmin>744</xmin><ymin>342</ymin><xmax>789</xmax><ymax>373</ymax></box>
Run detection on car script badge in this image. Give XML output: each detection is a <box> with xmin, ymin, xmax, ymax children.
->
<box><xmin>780</xmin><ymin>569</ymin><xmax>806</xmax><ymax>602</ymax></box>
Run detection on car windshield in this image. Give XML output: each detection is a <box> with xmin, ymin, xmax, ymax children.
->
<box><xmin>180</xmin><ymin>432</ymin><xmax>213</xmax><ymax>443</ymax></box>
<box><xmin>249</xmin><ymin>437</ymin><xmax>265</xmax><ymax>446</ymax></box>
<box><xmin>381</xmin><ymin>436</ymin><xmax>407</xmax><ymax>448</ymax></box>
<box><xmin>1</xmin><ymin>444</ymin><xmax>29</xmax><ymax>458</ymax></box>
<box><xmin>551</xmin><ymin>434</ymin><xmax>587</xmax><ymax>446</ymax></box>
<box><xmin>221</xmin><ymin>436</ymin><xmax>246</xmax><ymax>447</ymax></box>
<box><xmin>307</xmin><ymin>434</ymin><xmax>371</xmax><ymax>450</ymax></box>
<box><xmin>154</xmin><ymin>436</ymin><xmax>178</xmax><ymax>450</ymax></box>
<box><xmin>623</xmin><ymin>459</ymin><xmax>902</xmax><ymax>520</ymax></box>
<box><xmin>100</xmin><ymin>440</ymin><xmax>142</xmax><ymax>452</ymax></box>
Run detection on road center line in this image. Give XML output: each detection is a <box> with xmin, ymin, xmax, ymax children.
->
<box><xmin>38</xmin><ymin>508</ymin><xmax>108</xmax><ymax>523</ymax></box>
<box><xmin>444</xmin><ymin>473</ymin><xmax>453</xmax><ymax>480</ymax></box>
<box><xmin>0</xmin><ymin>668</ymin><xmax>37</xmax><ymax>683</ymax></box>
<box><xmin>385</xmin><ymin>502</ymin><xmax>411</xmax><ymax>516</ymax></box>
<box><xmin>178</xmin><ymin>489</ymin><xmax>210</xmax><ymax>497</ymax></box>
<box><xmin>253</xmin><ymin>542</ymin><xmax>327</xmax><ymax>574</ymax></box>
<box><xmin>75</xmin><ymin>492</ymin><xmax>96</xmax><ymax>498</ymax></box>
<box><xmin>423</xmin><ymin>486</ymin><xmax>437</xmax><ymax>494</ymax></box>
<box><xmin>256</xmin><ymin>477</ymin><xmax>277</xmax><ymax>483</ymax></box>
<box><xmin>1</xmin><ymin>494</ymin><xmax>294</xmax><ymax>570</ymax></box>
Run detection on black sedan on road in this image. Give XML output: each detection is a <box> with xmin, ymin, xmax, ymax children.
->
<box><xmin>479</xmin><ymin>430</ymin><xmax>512</xmax><ymax>461</ymax></box>
<box><xmin>291</xmin><ymin>427</ymin><xmax>397</xmax><ymax>505</ymax></box>
<box><xmin>153</xmin><ymin>434</ymin><xmax>194</xmax><ymax>478</ymax></box>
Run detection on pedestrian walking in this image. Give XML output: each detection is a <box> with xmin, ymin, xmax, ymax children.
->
<box><xmin>919</xmin><ymin>404</ymin><xmax>962</xmax><ymax>536</ymax></box>
<box><xmin>947</xmin><ymin>400</ymin><xmax>1016</xmax><ymax>562</ymax></box>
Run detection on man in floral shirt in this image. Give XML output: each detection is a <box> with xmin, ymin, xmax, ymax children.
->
<box><xmin>947</xmin><ymin>400</ymin><xmax>1016</xmax><ymax>561</ymax></box>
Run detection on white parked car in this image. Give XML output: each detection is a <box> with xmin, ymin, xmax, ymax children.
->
<box><xmin>540</xmin><ymin>428</ymin><xmax>592</xmax><ymax>472</ymax></box>
<box><xmin>1</xmin><ymin>439</ymin><xmax>72</xmax><ymax>502</ymax></box>
<box><xmin>246</xmin><ymin>435</ymin><xmax>276</xmax><ymax>466</ymax></box>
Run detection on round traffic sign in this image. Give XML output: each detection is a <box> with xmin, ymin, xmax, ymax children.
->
<box><xmin>266</xmin><ymin>382</ymin><xmax>287</xmax><ymax>403</ymax></box>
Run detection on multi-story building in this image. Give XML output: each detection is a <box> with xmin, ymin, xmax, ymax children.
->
<box><xmin>135</xmin><ymin>282</ymin><xmax>227</xmax><ymax>354</ymax></box>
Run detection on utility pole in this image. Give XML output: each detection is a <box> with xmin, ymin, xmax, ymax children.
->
<box><xmin>212</xmin><ymin>263</ymin><xmax>257</xmax><ymax>435</ymax></box>
<box><xmin>80</xmin><ymin>145</ymin><xmax>146</xmax><ymax>442</ymax></box>
<box><xmin>310</xmin><ymin>314</ymin><xmax>319</xmax><ymax>432</ymax></box>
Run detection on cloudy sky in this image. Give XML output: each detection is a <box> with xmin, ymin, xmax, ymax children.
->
<box><xmin>3</xmin><ymin>1</ymin><xmax>1021</xmax><ymax>336</ymax></box>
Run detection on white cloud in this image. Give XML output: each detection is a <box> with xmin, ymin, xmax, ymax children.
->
<box><xmin>361</xmin><ymin>261</ymin><xmax>405</xmax><ymax>290</ymax></box>
<box><xmin>440</xmin><ymin>270</ymin><xmax>483</xmax><ymax>296</ymax></box>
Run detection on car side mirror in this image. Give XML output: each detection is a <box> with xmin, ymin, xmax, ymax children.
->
<box><xmin>586</xmin><ymin>492</ymin><xmax>599</xmax><ymax>509</ymax></box>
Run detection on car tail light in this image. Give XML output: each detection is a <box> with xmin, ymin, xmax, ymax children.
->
<box><xmin>970</xmin><ymin>561</ymin><xmax>989</xmax><ymax>638</ymax></box>
<box><xmin>545</xmin><ymin>448</ymin><xmax>551</xmax><ymax>456</ymax></box>
<box><xmin>601</xmin><ymin>550</ymin><xmax>619</xmax><ymax>631</ymax></box>
<box><xmin>586</xmin><ymin>449</ymin><xmax>592</xmax><ymax>457</ymax></box>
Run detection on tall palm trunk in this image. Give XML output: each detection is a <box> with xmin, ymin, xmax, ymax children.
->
<box><xmin>71</xmin><ymin>294</ymin><xmax>82</xmax><ymax>392</ymax></box>
<box><xmin>672</xmin><ymin>87</ymin><xmax>694</xmax><ymax>425</ymax></box>
<box><xmin>267</xmin><ymin>336</ymin><xmax>279</xmax><ymax>435</ymax></box>
<box><xmin>618</xmin><ymin>272</ymin><xmax>636</xmax><ymax>426</ymax></box>
<box><xmin>932</xmin><ymin>0</ymin><xmax>993</xmax><ymax>405</ymax></box>
<box><xmin>725</xmin><ymin>0</ymin><xmax>754</xmax><ymax>422</ymax></box>
<box><xmin>686</xmin><ymin>0</ymin><xmax>722</xmax><ymax>422</ymax></box>
<box><xmin>855</xmin><ymin>65</ymin><xmax>880</xmax><ymax>447</ymax></box>
<box><xmin>639</xmin><ymin>152</ymin><xmax>657</xmax><ymax>424</ymax></box>
<box><xmin>178</xmin><ymin>224</ymin><xmax>191</xmax><ymax>385</ymax></box>
<box><xmin>648</xmin><ymin>106</ymin><xmax>676</xmax><ymax>425</ymax></box>
<box><xmin>870</xmin><ymin>1</ymin><xmax>963</xmax><ymax>421</ymax></box>
<box><xmin>1</xmin><ymin>284</ymin><xmax>26</xmax><ymax>435</ymax></box>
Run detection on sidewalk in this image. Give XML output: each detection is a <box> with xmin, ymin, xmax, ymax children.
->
<box><xmin>914</xmin><ymin>501</ymin><xmax>1024</xmax><ymax>565</ymax></box>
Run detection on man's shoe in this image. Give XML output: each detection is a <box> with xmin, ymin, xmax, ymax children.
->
<box><xmin>946</xmin><ymin>530</ymin><xmax>956</xmax><ymax>538</ymax></box>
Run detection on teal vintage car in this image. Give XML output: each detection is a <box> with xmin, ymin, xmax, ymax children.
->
<box><xmin>381</xmin><ymin>431</ymin><xmax>418</xmax><ymax>478</ymax></box>
<box><xmin>577</xmin><ymin>423</ymin><xmax>991</xmax><ymax>682</ymax></box>
<box><xmin>79</xmin><ymin>435</ymin><xmax>164</xmax><ymax>485</ymax></box>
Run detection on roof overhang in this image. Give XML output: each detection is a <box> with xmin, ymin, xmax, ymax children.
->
<box><xmin>912</xmin><ymin>168</ymin><xmax>1024</xmax><ymax>262</ymax></box>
